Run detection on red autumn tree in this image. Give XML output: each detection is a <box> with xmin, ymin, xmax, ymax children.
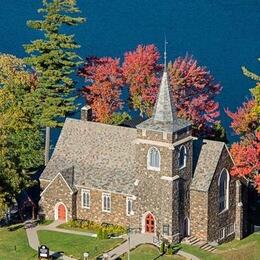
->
<box><xmin>230</xmin><ymin>132</ymin><xmax>260</xmax><ymax>191</ymax></box>
<box><xmin>225</xmin><ymin>99</ymin><xmax>258</xmax><ymax>136</ymax></box>
<box><xmin>227</xmin><ymin>60</ymin><xmax>260</xmax><ymax>192</ymax></box>
<box><xmin>168</xmin><ymin>55</ymin><xmax>222</xmax><ymax>137</ymax></box>
<box><xmin>79</xmin><ymin>56</ymin><xmax>123</xmax><ymax>123</ymax></box>
<box><xmin>122</xmin><ymin>44</ymin><xmax>162</xmax><ymax>116</ymax></box>
<box><xmin>80</xmin><ymin>45</ymin><xmax>223</xmax><ymax>139</ymax></box>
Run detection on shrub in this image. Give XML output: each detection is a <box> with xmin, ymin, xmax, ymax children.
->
<box><xmin>65</xmin><ymin>220</ymin><xmax>126</xmax><ymax>238</ymax></box>
<box><xmin>160</xmin><ymin>241</ymin><xmax>165</xmax><ymax>253</ymax></box>
<box><xmin>166</xmin><ymin>243</ymin><xmax>181</xmax><ymax>255</ymax></box>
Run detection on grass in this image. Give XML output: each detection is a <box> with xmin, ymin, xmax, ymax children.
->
<box><xmin>0</xmin><ymin>226</ymin><xmax>37</xmax><ymax>260</ymax></box>
<box><xmin>37</xmin><ymin>230</ymin><xmax>123</xmax><ymax>260</ymax></box>
<box><xmin>180</xmin><ymin>243</ymin><xmax>219</xmax><ymax>260</ymax></box>
<box><xmin>181</xmin><ymin>233</ymin><xmax>260</xmax><ymax>260</ymax></box>
<box><xmin>121</xmin><ymin>244</ymin><xmax>184</xmax><ymax>260</ymax></box>
<box><xmin>38</xmin><ymin>219</ymin><xmax>53</xmax><ymax>226</ymax></box>
<box><xmin>216</xmin><ymin>233</ymin><xmax>260</xmax><ymax>260</ymax></box>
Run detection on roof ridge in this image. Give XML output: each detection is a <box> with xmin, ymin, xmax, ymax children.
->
<box><xmin>65</xmin><ymin>117</ymin><xmax>137</xmax><ymax>132</ymax></box>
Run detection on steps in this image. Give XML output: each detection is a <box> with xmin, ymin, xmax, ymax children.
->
<box><xmin>183</xmin><ymin>236</ymin><xmax>216</xmax><ymax>253</ymax></box>
<box><xmin>200</xmin><ymin>242</ymin><xmax>216</xmax><ymax>252</ymax></box>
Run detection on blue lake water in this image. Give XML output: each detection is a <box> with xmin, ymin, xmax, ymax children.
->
<box><xmin>1</xmin><ymin>0</ymin><xmax>260</xmax><ymax>143</ymax></box>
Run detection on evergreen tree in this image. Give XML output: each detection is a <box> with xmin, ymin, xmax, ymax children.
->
<box><xmin>24</xmin><ymin>0</ymin><xmax>85</xmax><ymax>164</ymax></box>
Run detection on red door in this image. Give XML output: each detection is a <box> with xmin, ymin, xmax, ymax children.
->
<box><xmin>58</xmin><ymin>204</ymin><xmax>66</xmax><ymax>221</ymax></box>
<box><xmin>145</xmin><ymin>213</ymin><xmax>155</xmax><ymax>233</ymax></box>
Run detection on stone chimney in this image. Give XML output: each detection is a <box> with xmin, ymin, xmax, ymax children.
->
<box><xmin>81</xmin><ymin>105</ymin><xmax>92</xmax><ymax>121</ymax></box>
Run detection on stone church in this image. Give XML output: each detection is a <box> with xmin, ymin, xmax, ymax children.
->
<box><xmin>40</xmin><ymin>68</ymin><xmax>248</xmax><ymax>244</ymax></box>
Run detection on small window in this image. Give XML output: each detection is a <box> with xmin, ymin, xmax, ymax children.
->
<box><xmin>178</xmin><ymin>145</ymin><xmax>187</xmax><ymax>169</ymax></box>
<box><xmin>102</xmin><ymin>193</ymin><xmax>111</xmax><ymax>212</ymax></box>
<box><xmin>126</xmin><ymin>197</ymin><xmax>133</xmax><ymax>216</ymax></box>
<box><xmin>147</xmin><ymin>147</ymin><xmax>160</xmax><ymax>171</ymax></box>
<box><xmin>82</xmin><ymin>190</ymin><xmax>90</xmax><ymax>209</ymax></box>
<box><xmin>218</xmin><ymin>169</ymin><xmax>230</xmax><ymax>212</ymax></box>
<box><xmin>163</xmin><ymin>224</ymin><xmax>169</xmax><ymax>236</ymax></box>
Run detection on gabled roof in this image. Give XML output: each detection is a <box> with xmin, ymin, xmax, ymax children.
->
<box><xmin>41</xmin><ymin>118</ymin><xmax>137</xmax><ymax>195</ymax></box>
<box><xmin>190</xmin><ymin>139</ymin><xmax>226</xmax><ymax>192</ymax></box>
<box><xmin>60</xmin><ymin>166</ymin><xmax>76</xmax><ymax>192</ymax></box>
<box><xmin>137</xmin><ymin>71</ymin><xmax>191</xmax><ymax>133</ymax></box>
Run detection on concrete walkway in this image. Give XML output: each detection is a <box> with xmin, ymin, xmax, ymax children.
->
<box><xmin>26</xmin><ymin>221</ymin><xmax>200</xmax><ymax>260</ymax></box>
<box><xmin>107</xmin><ymin>232</ymin><xmax>200</xmax><ymax>260</ymax></box>
<box><xmin>26</xmin><ymin>221</ymin><xmax>77</xmax><ymax>260</ymax></box>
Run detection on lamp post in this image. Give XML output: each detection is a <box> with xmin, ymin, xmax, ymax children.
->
<box><xmin>83</xmin><ymin>252</ymin><xmax>89</xmax><ymax>260</ymax></box>
<box><xmin>128</xmin><ymin>210</ymin><xmax>134</xmax><ymax>260</ymax></box>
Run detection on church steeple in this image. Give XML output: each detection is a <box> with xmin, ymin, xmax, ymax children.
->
<box><xmin>136</xmin><ymin>41</ymin><xmax>191</xmax><ymax>133</ymax></box>
<box><xmin>152</xmin><ymin>40</ymin><xmax>177</xmax><ymax>123</ymax></box>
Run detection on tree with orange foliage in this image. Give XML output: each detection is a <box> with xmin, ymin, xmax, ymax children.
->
<box><xmin>168</xmin><ymin>55</ymin><xmax>222</xmax><ymax>137</ymax></box>
<box><xmin>227</xmin><ymin>60</ymin><xmax>260</xmax><ymax>191</ymax></box>
<box><xmin>122</xmin><ymin>44</ymin><xmax>162</xmax><ymax>116</ymax></box>
<box><xmin>225</xmin><ymin>100</ymin><xmax>258</xmax><ymax>136</ymax></box>
<box><xmin>79</xmin><ymin>57</ymin><xmax>124</xmax><ymax>123</ymax></box>
<box><xmin>230</xmin><ymin>132</ymin><xmax>260</xmax><ymax>191</ymax></box>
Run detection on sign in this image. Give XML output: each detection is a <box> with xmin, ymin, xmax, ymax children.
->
<box><xmin>38</xmin><ymin>245</ymin><xmax>49</xmax><ymax>259</ymax></box>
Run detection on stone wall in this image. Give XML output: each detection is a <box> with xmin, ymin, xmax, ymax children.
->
<box><xmin>135</xmin><ymin>127</ymin><xmax>193</xmax><ymax>241</ymax></box>
<box><xmin>174</xmin><ymin>141</ymin><xmax>193</xmax><ymax>239</ymax></box>
<box><xmin>40</xmin><ymin>175</ymin><xmax>73</xmax><ymax>221</ymax></box>
<box><xmin>190</xmin><ymin>190</ymin><xmax>208</xmax><ymax>240</ymax></box>
<box><xmin>207</xmin><ymin>147</ymin><xmax>236</xmax><ymax>243</ymax></box>
<box><xmin>190</xmin><ymin>146</ymin><xmax>237</xmax><ymax>243</ymax></box>
<box><xmin>76</xmin><ymin>187</ymin><xmax>137</xmax><ymax>228</ymax></box>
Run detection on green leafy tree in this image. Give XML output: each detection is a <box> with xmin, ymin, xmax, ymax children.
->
<box><xmin>24</xmin><ymin>0</ymin><xmax>85</xmax><ymax>164</ymax></box>
<box><xmin>0</xmin><ymin>54</ymin><xmax>43</xmax><ymax>216</ymax></box>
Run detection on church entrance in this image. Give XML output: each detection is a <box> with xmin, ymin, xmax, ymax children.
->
<box><xmin>145</xmin><ymin>213</ymin><xmax>155</xmax><ymax>233</ymax></box>
<box><xmin>57</xmin><ymin>203</ymin><xmax>66</xmax><ymax>221</ymax></box>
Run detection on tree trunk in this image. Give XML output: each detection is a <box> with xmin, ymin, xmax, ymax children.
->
<box><xmin>44</xmin><ymin>126</ymin><xmax>51</xmax><ymax>166</ymax></box>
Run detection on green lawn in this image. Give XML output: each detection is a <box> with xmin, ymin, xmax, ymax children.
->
<box><xmin>121</xmin><ymin>244</ymin><xmax>184</xmax><ymax>260</ymax></box>
<box><xmin>0</xmin><ymin>226</ymin><xmax>37</xmax><ymax>260</ymax></box>
<box><xmin>216</xmin><ymin>233</ymin><xmax>260</xmax><ymax>260</ymax></box>
<box><xmin>181</xmin><ymin>233</ymin><xmax>260</xmax><ymax>260</ymax></box>
<box><xmin>39</xmin><ymin>219</ymin><xmax>53</xmax><ymax>226</ymax></box>
<box><xmin>37</xmin><ymin>230</ymin><xmax>123</xmax><ymax>260</ymax></box>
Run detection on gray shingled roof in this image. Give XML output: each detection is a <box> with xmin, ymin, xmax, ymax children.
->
<box><xmin>137</xmin><ymin>117</ymin><xmax>191</xmax><ymax>133</ymax></box>
<box><xmin>153</xmin><ymin>71</ymin><xmax>177</xmax><ymax>122</ymax></box>
<box><xmin>190</xmin><ymin>139</ymin><xmax>225</xmax><ymax>192</ymax></box>
<box><xmin>60</xmin><ymin>166</ymin><xmax>77</xmax><ymax>192</ymax></box>
<box><xmin>137</xmin><ymin>71</ymin><xmax>191</xmax><ymax>133</ymax></box>
<box><xmin>41</xmin><ymin>118</ymin><xmax>137</xmax><ymax>195</ymax></box>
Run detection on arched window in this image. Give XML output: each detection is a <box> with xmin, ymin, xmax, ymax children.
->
<box><xmin>147</xmin><ymin>147</ymin><xmax>160</xmax><ymax>170</ymax></box>
<box><xmin>178</xmin><ymin>145</ymin><xmax>187</xmax><ymax>169</ymax></box>
<box><xmin>218</xmin><ymin>169</ymin><xmax>230</xmax><ymax>212</ymax></box>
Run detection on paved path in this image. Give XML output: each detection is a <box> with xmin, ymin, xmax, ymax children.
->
<box><xmin>26</xmin><ymin>221</ymin><xmax>77</xmax><ymax>260</ymax></box>
<box><xmin>26</xmin><ymin>221</ymin><xmax>200</xmax><ymax>260</ymax></box>
<box><xmin>107</xmin><ymin>233</ymin><xmax>200</xmax><ymax>260</ymax></box>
